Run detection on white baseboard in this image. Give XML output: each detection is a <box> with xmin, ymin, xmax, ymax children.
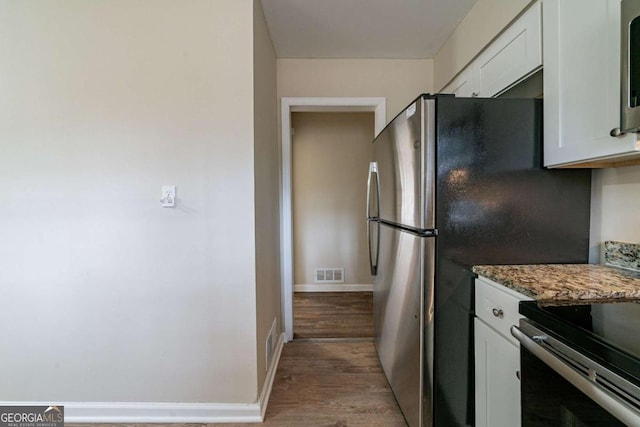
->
<box><xmin>62</xmin><ymin>402</ymin><xmax>262</xmax><ymax>423</ymax></box>
<box><xmin>3</xmin><ymin>333</ymin><xmax>286</xmax><ymax>424</ymax></box>
<box><xmin>294</xmin><ymin>283</ymin><xmax>373</xmax><ymax>292</ymax></box>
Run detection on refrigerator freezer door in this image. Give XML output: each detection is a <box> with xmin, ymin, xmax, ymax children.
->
<box><xmin>374</xmin><ymin>222</ymin><xmax>435</xmax><ymax>427</ymax></box>
<box><xmin>373</xmin><ymin>97</ymin><xmax>435</xmax><ymax>231</ymax></box>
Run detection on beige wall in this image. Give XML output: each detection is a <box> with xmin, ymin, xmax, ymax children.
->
<box><xmin>252</xmin><ymin>0</ymin><xmax>281</xmax><ymax>392</ymax></box>
<box><xmin>278</xmin><ymin>59</ymin><xmax>433</xmax><ymax>123</ymax></box>
<box><xmin>292</xmin><ymin>112</ymin><xmax>374</xmax><ymax>286</ymax></box>
<box><xmin>0</xmin><ymin>0</ymin><xmax>261</xmax><ymax>404</ymax></box>
<box><xmin>433</xmin><ymin>0</ymin><xmax>532</xmax><ymax>90</ymax></box>
<box><xmin>590</xmin><ymin>165</ymin><xmax>640</xmax><ymax>262</ymax></box>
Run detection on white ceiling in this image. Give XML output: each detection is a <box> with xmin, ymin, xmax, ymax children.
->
<box><xmin>260</xmin><ymin>0</ymin><xmax>479</xmax><ymax>59</ymax></box>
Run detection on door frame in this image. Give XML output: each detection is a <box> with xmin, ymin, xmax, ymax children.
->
<box><xmin>280</xmin><ymin>97</ymin><xmax>386</xmax><ymax>341</ymax></box>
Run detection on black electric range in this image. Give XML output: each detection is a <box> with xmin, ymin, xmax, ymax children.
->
<box><xmin>516</xmin><ymin>300</ymin><xmax>640</xmax><ymax>426</ymax></box>
<box><xmin>519</xmin><ymin>300</ymin><xmax>640</xmax><ymax>385</ymax></box>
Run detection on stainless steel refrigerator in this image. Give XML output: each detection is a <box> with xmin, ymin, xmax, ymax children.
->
<box><xmin>366</xmin><ymin>94</ymin><xmax>591</xmax><ymax>427</ymax></box>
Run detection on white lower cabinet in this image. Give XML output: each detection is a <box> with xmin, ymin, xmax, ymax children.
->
<box><xmin>475</xmin><ymin>277</ymin><xmax>531</xmax><ymax>427</ymax></box>
<box><xmin>474</xmin><ymin>318</ymin><xmax>521</xmax><ymax>427</ymax></box>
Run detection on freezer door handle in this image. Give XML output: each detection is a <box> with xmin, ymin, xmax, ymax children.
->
<box><xmin>367</xmin><ymin>219</ymin><xmax>380</xmax><ymax>275</ymax></box>
<box><xmin>367</xmin><ymin>161</ymin><xmax>380</xmax><ymax>220</ymax></box>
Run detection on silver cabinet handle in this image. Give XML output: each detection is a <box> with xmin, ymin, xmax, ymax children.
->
<box><xmin>492</xmin><ymin>308</ymin><xmax>504</xmax><ymax>318</ymax></box>
<box><xmin>610</xmin><ymin>128</ymin><xmax>625</xmax><ymax>137</ymax></box>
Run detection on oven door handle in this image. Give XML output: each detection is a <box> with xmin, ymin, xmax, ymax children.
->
<box><xmin>511</xmin><ymin>325</ymin><xmax>640</xmax><ymax>426</ymax></box>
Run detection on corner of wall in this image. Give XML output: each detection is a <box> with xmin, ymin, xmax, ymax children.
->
<box><xmin>252</xmin><ymin>0</ymin><xmax>282</xmax><ymax>394</ymax></box>
<box><xmin>589</xmin><ymin>170</ymin><xmax>603</xmax><ymax>263</ymax></box>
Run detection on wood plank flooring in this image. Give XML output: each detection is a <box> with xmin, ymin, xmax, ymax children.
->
<box><xmin>236</xmin><ymin>340</ymin><xmax>405</xmax><ymax>426</ymax></box>
<box><xmin>293</xmin><ymin>292</ymin><xmax>373</xmax><ymax>339</ymax></box>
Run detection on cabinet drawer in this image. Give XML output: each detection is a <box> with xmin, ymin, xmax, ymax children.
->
<box><xmin>475</xmin><ymin>277</ymin><xmax>531</xmax><ymax>344</ymax></box>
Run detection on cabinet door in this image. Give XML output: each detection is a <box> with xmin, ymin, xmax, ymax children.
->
<box><xmin>473</xmin><ymin>1</ymin><xmax>542</xmax><ymax>98</ymax></box>
<box><xmin>441</xmin><ymin>2</ymin><xmax>542</xmax><ymax>99</ymax></box>
<box><xmin>543</xmin><ymin>0</ymin><xmax>639</xmax><ymax>167</ymax></box>
<box><xmin>475</xmin><ymin>319</ymin><xmax>521</xmax><ymax>427</ymax></box>
<box><xmin>442</xmin><ymin>66</ymin><xmax>476</xmax><ymax>97</ymax></box>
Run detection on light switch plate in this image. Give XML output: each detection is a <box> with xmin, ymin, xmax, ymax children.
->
<box><xmin>161</xmin><ymin>185</ymin><xmax>176</xmax><ymax>207</ymax></box>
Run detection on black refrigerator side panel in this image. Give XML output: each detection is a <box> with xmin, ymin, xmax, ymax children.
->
<box><xmin>432</xmin><ymin>258</ymin><xmax>476</xmax><ymax>427</ymax></box>
<box><xmin>434</xmin><ymin>97</ymin><xmax>591</xmax><ymax>265</ymax></box>
<box><xmin>432</xmin><ymin>97</ymin><xmax>591</xmax><ymax>426</ymax></box>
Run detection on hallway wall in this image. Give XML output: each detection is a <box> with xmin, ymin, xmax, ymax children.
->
<box><xmin>0</xmin><ymin>0</ymin><xmax>263</xmax><ymax>405</ymax></box>
<box><xmin>278</xmin><ymin>58</ymin><xmax>433</xmax><ymax>125</ymax></box>
<box><xmin>292</xmin><ymin>112</ymin><xmax>374</xmax><ymax>287</ymax></box>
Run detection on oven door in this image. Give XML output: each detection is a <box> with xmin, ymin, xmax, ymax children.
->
<box><xmin>512</xmin><ymin>321</ymin><xmax>640</xmax><ymax>426</ymax></box>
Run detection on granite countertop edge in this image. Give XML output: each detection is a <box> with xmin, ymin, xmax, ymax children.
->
<box><xmin>472</xmin><ymin>263</ymin><xmax>640</xmax><ymax>304</ymax></box>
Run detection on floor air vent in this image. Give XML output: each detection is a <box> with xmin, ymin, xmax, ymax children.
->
<box><xmin>265</xmin><ymin>318</ymin><xmax>277</xmax><ymax>368</ymax></box>
<box><xmin>314</xmin><ymin>268</ymin><xmax>345</xmax><ymax>283</ymax></box>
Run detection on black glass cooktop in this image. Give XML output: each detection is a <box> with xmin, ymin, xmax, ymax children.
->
<box><xmin>519</xmin><ymin>300</ymin><xmax>640</xmax><ymax>386</ymax></box>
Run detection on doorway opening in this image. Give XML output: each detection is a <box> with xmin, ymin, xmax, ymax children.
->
<box><xmin>291</xmin><ymin>111</ymin><xmax>373</xmax><ymax>339</ymax></box>
<box><xmin>280</xmin><ymin>98</ymin><xmax>386</xmax><ymax>341</ymax></box>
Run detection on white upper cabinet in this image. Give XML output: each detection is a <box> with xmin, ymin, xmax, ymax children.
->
<box><xmin>444</xmin><ymin>66</ymin><xmax>475</xmax><ymax>98</ymax></box>
<box><xmin>473</xmin><ymin>1</ymin><xmax>542</xmax><ymax>98</ymax></box>
<box><xmin>543</xmin><ymin>0</ymin><xmax>640</xmax><ymax>167</ymax></box>
<box><xmin>442</xmin><ymin>1</ymin><xmax>542</xmax><ymax>98</ymax></box>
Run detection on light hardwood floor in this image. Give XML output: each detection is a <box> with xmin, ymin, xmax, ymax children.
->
<box><xmin>235</xmin><ymin>340</ymin><xmax>405</xmax><ymax>426</ymax></box>
<box><xmin>293</xmin><ymin>292</ymin><xmax>373</xmax><ymax>339</ymax></box>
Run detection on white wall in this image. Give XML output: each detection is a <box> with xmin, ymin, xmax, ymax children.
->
<box><xmin>277</xmin><ymin>59</ymin><xmax>433</xmax><ymax>123</ymax></box>
<box><xmin>0</xmin><ymin>0</ymin><xmax>261</xmax><ymax>404</ymax></box>
<box><xmin>292</xmin><ymin>112</ymin><xmax>374</xmax><ymax>286</ymax></box>
<box><xmin>252</xmin><ymin>0</ymin><xmax>281</xmax><ymax>391</ymax></box>
<box><xmin>590</xmin><ymin>165</ymin><xmax>640</xmax><ymax>262</ymax></box>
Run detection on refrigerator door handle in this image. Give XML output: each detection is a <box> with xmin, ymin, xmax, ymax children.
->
<box><xmin>367</xmin><ymin>161</ymin><xmax>379</xmax><ymax>220</ymax></box>
<box><xmin>367</xmin><ymin>219</ymin><xmax>380</xmax><ymax>275</ymax></box>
